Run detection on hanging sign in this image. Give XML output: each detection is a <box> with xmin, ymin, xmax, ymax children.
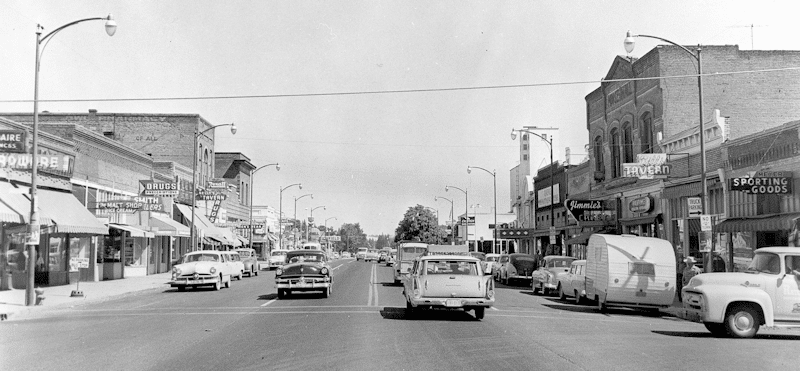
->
<box><xmin>0</xmin><ymin>130</ymin><xmax>26</xmax><ymax>153</ymax></box>
<box><xmin>140</xmin><ymin>180</ymin><xmax>179</xmax><ymax>196</ymax></box>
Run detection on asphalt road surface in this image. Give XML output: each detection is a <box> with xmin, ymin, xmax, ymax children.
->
<box><xmin>2</xmin><ymin>258</ymin><xmax>799</xmax><ymax>371</ymax></box>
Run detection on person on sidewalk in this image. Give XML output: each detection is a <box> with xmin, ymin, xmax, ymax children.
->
<box><xmin>682</xmin><ymin>256</ymin><xmax>702</xmax><ymax>288</ymax></box>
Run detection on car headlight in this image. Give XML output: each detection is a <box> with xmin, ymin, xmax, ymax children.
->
<box><xmin>172</xmin><ymin>267</ymin><xmax>181</xmax><ymax>276</ymax></box>
<box><xmin>276</xmin><ymin>268</ymin><xmax>282</xmax><ymax>276</ymax></box>
<box><xmin>210</xmin><ymin>267</ymin><xmax>217</xmax><ymax>274</ymax></box>
<box><xmin>321</xmin><ymin>267</ymin><xmax>329</xmax><ymax>275</ymax></box>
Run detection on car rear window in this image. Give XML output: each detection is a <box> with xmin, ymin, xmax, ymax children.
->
<box><xmin>547</xmin><ymin>258</ymin><xmax>575</xmax><ymax>268</ymax></box>
<box><xmin>424</xmin><ymin>260</ymin><xmax>478</xmax><ymax>275</ymax></box>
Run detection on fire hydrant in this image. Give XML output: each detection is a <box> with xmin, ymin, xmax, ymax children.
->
<box><xmin>34</xmin><ymin>287</ymin><xmax>45</xmax><ymax>306</ymax></box>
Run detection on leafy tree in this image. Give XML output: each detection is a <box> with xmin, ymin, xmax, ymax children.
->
<box><xmin>337</xmin><ymin>223</ymin><xmax>367</xmax><ymax>252</ymax></box>
<box><xmin>374</xmin><ymin>234</ymin><xmax>392</xmax><ymax>249</ymax></box>
<box><xmin>394</xmin><ymin>205</ymin><xmax>442</xmax><ymax>244</ymax></box>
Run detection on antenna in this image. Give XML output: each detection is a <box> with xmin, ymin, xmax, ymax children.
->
<box><xmin>729</xmin><ymin>24</ymin><xmax>767</xmax><ymax>49</ymax></box>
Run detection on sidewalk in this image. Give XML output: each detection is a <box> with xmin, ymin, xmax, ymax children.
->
<box><xmin>0</xmin><ymin>272</ymin><xmax>172</xmax><ymax>321</ymax></box>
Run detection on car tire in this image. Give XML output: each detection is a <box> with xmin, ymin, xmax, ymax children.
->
<box><xmin>238</xmin><ymin>271</ymin><xmax>243</xmax><ymax>280</ymax></box>
<box><xmin>724</xmin><ymin>304</ymin><xmax>760</xmax><ymax>338</ymax></box>
<box><xmin>254</xmin><ymin>267</ymin><xmax>258</xmax><ymax>277</ymax></box>
<box><xmin>405</xmin><ymin>300</ymin><xmax>415</xmax><ymax>319</ymax></box>
<box><xmin>177</xmin><ymin>286</ymin><xmax>185</xmax><ymax>292</ymax></box>
<box><xmin>474</xmin><ymin>307</ymin><xmax>485</xmax><ymax>320</ymax></box>
<box><xmin>214</xmin><ymin>279</ymin><xmax>222</xmax><ymax>291</ymax></box>
<box><xmin>704</xmin><ymin>322</ymin><xmax>727</xmax><ymax>337</ymax></box>
<box><xmin>225</xmin><ymin>275</ymin><xmax>232</xmax><ymax>288</ymax></box>
<box><xmin>277</xmin><ymin>289</ymin><xmax>285</xmax><ymax>299</ymax></box>
<box><xmin>558</xmin><ymin>284</ymin><xmax>566</xmax><ymax>300</ymax></box>
<box><xmin>322</xmin><ymin>286</ymin><xmax>331</xmax><ymax>298</ymax></box>
<box><xmin>503</xmin><ymin>275</ymin><xmax>509</xmax><ymax>286</ymax></box>
<box><xmin>574</xmin><ymin>290</ymin><xmax>582</xmax><ymax>305</ymax></box>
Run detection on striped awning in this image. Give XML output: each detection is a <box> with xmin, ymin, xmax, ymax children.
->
<box><xmin>715</xmin><ymin>213</ymin><xmax>800</xmax><ymax>233</ymax></box>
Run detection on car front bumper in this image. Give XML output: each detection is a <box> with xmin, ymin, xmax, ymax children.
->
<box><xmin>276</xmin><ymin>276</ymin><xmax>331</xmax><ymax>291</ymax></box>
<box><xmin>169</xmin><ymin>276</ymin><xmax>220</xmax><ymax>286</ymax></box>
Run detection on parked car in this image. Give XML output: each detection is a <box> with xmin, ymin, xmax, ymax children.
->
<box><xmin>403</xmin><ymin>250</ymin><xmax>494</xmax><ymax>320</ymax></box>
<box><xmin>493</xmin><ymin>254</ymin><xmax>509</xmax><ymax>282</ymax></box>
<box><xmin>531</xmin><ymin>255</ymin><xmax>576</xmax><ymax>295</ymax></box>
<box><xmin>355</xmin><ymin>247</ymin><xmax>369</xmax><ymax>261</ymax></box>
<box><xmin>387</xmin><ymin>249</ymin><xmax>397</xmax><ymax>267</ymax></box>
<box><xmin>233</xmin><ymin>248</ymin><xmax>259</xmax><ymax>277</ymax></box>
<box><xmin>485</xmin><ymin>253</ymin><xmax>500</xmax><ymax>276</ymax></box>
<box><xmin>585</xmin><ymin>234</ymin><xmax>676</xmax><ymax>312</ymax></box>
<box><xmin>378</xmin><ymin>250</ymin><xmax>389</xmax><ymax>263</ymax></box>
<box><xmin>683</xmin><ymin>247</ymin><xmax>800</xmax><ymax>338</ymax></box>
<box><xmin>558</xmin><ymin>260</ymin><xmax>587</xmax><ymax>304</ymax></box>
<box><xmin>366</xmin><ymin>249</ymin><xmax>380</xmax><ymax>262</ymax></box>
<box><xmin>498</xmin><ymin>253</ymin><xmax>537</xmax><ymax>285</ymax></box>
<box><xmin>342</xmin><ymin>251</ymin><xmax>351</xmax><ymax>258</ymax></box>
<box><xmin>268</xmin><ymin>249</ymin><xmax>289</xmax><ymax>269</ymax></box>
<box><xmin>168</xmin><ymin>251</ymin><xmax>234</xmax><ymax>291</ymax></box>
<box><xmin>223</xmin><ymin>251</ymin><xmax>245</xmax><ymax>281</ymax></box>
<box><xmin>275</xmin><ymin>249</ymin><xmax>333</xmax><ymax>298</ymax></box>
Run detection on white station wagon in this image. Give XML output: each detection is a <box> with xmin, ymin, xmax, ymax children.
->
<box><xmin>403</xmin><ymin>253</ymin><xmax>495</xmax><ymax>320</ymax></box>
<box><xmin>169</xmin><ymin>251</ymin><xmax>234</xmax><ymax>291</ymax></box>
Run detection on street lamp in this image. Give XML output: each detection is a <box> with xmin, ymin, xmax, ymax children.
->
<box><xmin>470</xmin><ymin>204</ymin><xmax>481</xmax><ymax>252</ymax></box>
<box><xmin>27</xmin><ymin>14</ymin><xmax>117</xmax><ymax>306</ymax></box>
<box><xmin>307</xmin><ymin>205</ymin><xmax>326</xmax><ymax>241</ymax></box>
<box><xmin>512</xmin><ymin>129</ymin><xmax>554</xmax><ymax>252</ymax></box>
<box><xmin>278</xmin><ymin>183</ymin><xmax>302</xmax><ymax>250</ymax></box>
<box><xmin>435</xmin><ymin>196</ymin><xmax>454</xmax><ymax>245</ymax></box>
<box><xmin>324</xmin><ymin>216</ymin><xmax>337</xmax><ymax>251</ymax></box>
<box><xmin>445</xmin><ymin>185</ymin><xmax>468</xmax><ymax>244</ymax></box>
<box><xmin>190</xmin><ymin>123</ymin><xmax>236</xmax><ymax>253</ymax></box>
<box><xmin>293</xmin><ymin>193</ymin><xmax>313</xmax><ymax>247</ymax></box>
<box><xmin>624</xmin><ymin>31</ymin><xmax>709</xmax><ymax>271</ymax></box>
<box><xmin>467</xmin><ymin>166</ymin><xmax>497</xmax><ymax>254</ymax></box>
<box><xmin>249</xmin><ymin>163</ymin><xmax>279</xmax><ymax>250</ymax></box>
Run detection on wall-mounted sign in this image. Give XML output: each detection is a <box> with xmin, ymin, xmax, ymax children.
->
<box><xmin>207</xmin><ymin>178</ymin><xmax>227</xmax><ymax>189</ymax></box>
<box><xmin>0</xmin><ymin>130</ymin><xmax>26</xmax><ymax>153</ymax></box>
<box><xmin>459</xmin><ymin>215</ymin><xmax>475</xmax><ymax>226</ymax></box>
<box><xmin>94</xmin><ymin>196</ymin><xmax>165</xmax><ymax>214</ymax></box>
<box><xmin>628</xmin><ymin>195</ymin><xmax>654</xmax><ymax>213</ymax></box>
<box><xmin>0</xmin><ymin>153</ymin><xmax>74</xmax><ymax>177</ymax></box>
<box><xmin>623</xmin><ymin>154</ymin><xmax>671</xmax><ymax>179</ymax></box>
<box><xmin>140</xmin><ymin>180</ymin><xmax>179</xmax><ymax>196</ymax></box>
<box><xmin>729</xmin><ymin>171</ymin><xmax>793</xmax><ymax>194</ymax></box>
<box><xmin>536</xmin><ymin>183</ymin><xmax>561</xmax><ymax>208</ymax></box>
<box><xmin>196</xmin><ymin>191</ymin><xmax>227</xmax><ymax>201</ymax></box>
<box><xmin>233</xmin><ymin>224</ymin><xmax>264</xmax><ymax>230</ymax></box>
<box><xmin>497</xmin><ymin>228</ymin><xmax>535</xmax><ymax>239</ymax></box>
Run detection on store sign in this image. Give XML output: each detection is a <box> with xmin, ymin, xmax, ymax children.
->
<box><xmin>459</xmin><ymin>215</ymin><xmax>475</xmax><ymax>226</ymax></box>
<box><xmin>622</xmin><ymin>154</ymin><xmax>671</xmax><ymax>179</ymax></box>
<box><xmin>537</xmin><ymin>184</ymin><xmax>561</xmax><ymax>208</ymax></box>
<box><xmin>207</xmin><ymin>178</ymin><xmax>227</xmax><ymax>189</ymax></box>
<box><xmin>95</xmin><ymin>197</ymin><xmax>166</xmax><ymax>214</ymax></box>
<box><xmin>0</xmin><ymin>130</ymin><xmax>26</xmax><ymax>153</ymax></box>
<box><xmin>0</xmin><ymin>152</ymin><xmax>74</xmax><ymax>177</ymax></box>
<box><xmin>497</xmin><ymin>228</ymin><xmax>535</xmax><ymax>239</ymax></box>
<box><xmin>628</xmin><ymin>196</ymin><xmax>654</xmax><ymax>213</ymax></box>
<box><xmin>196</xmin><ymin>191</ymin><xmax>227</xmax><ymax>201</ymax></box>
<box><xmin>234</xmin><ymin>224</ymin><xmax>264</xmax><ymax>230</ymax></box>
<box><xmin>729</xmin><ymin>171</ymin><xmax>793</xmax><ymax>194</ymax></box>
<box><xmin>140</xmin><ymin>180</ymin><xmax>179</xmax><ymax>196</ymax></box>
<box><xmin>564</xmin><ymin>199</ymin><xmax>612</xmax><ymax>223</ymax></box>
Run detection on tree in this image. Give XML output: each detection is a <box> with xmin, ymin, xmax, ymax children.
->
<box><xmin>394</xmin><ymin>205</ymin><xmax>442</xmax><ymax>244</ymax></box>
<box><xmin>374</xmin><ymin>234</ymin><xmax>391</xmax><ymax>249</ymax></box>
<box><xmin>337</xmin><ymin>223</ymin><xmax>367</xmax><ymax>252</ymax></box>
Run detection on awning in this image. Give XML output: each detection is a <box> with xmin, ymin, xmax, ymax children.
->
<box><xmin>175</xmin><ymin>204</ymin><xmax>225</xmax><ymax>240</ymax></box>
<box><xmin>663</xmin><ymin>182</ymin><xmax>701</xmax><ymax>199</ymax></box>
<box><xmin>109</xmin><ymin>223</ymin><xmax>154</xmax><ymax>238</ymax></box>
<box><xmin>36</xmin><ymin>187</ymin><xmax>108</xmax><ymax>234</ymax></box>
<box><xmin>219</xmin><ymin>227</ymin><xmax>240</xmax><ymax>246</ymax></box>
<box><xmin>566</xmin><ymin>231</ymin><xmax>594</xmax><ymax>245</ymax></box>
<box><xmin>715</xmin><ymin>213</ymin><xmax>800</xmax><ymax>233</ymax></box>
<box><xmin>267</xmin><ymin>233</ymin><xmax>278</xmax><ymax>242</ymax></box>
<box><xmin>619</xmin><ymin>214</ymin><xmax>661</xmax><ymax>227</ymax></box>
<box><xmin>236</xmin><ymin>236</ymin><xmax>249</xmax><ymax>245</ymax></box>
<box><xmin>0</xmin><ymin>182</ymin><xmax>53</xmax><ymax>225</ymax></box>
<box><xmin>203</xmin><ymin>237</ymin><xmax>221</xmax><ymax>245</ymax></box>
<box><xmin>149</xmin><ymin>214</ymin><xmax>191</xmax><ymax>237</ymax></box>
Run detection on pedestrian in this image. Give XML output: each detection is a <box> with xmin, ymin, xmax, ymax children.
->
<box><xmin>682</xmin><ymin>256</ymin><xmax>702</xmax><ymax>288</ymax></box>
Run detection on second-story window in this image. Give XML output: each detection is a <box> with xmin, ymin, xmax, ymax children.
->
<box><xmin>622</xmin><ymin>122</ymin><xmax>634</xmax><ymax>163</ymax></box>
<box><xmin>593</xmin><ymin>135</ymin><xmax>604</xmax><ymax>174</ymax></box>
<box><xmin>610</xmin><ymin>128</ymin><xmax>620</xmax><ymax>178</ymax></box>
<box><xmin>640</xmin><ymin>112</ymin><xmax>653</xmax><ymax>153</ymax></box>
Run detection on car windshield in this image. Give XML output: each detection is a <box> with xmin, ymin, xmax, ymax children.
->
<box><xmin>470</xmin><ymin>252</ymin><xmax>486</xmax><ymax>261</ymax></box>
<box><xmin>287</xmin><ymin>253</ymin><xmax>325</xmax><ymax>263</ymax></box>
<box><xmin>745</xmin><ymin>252</ymin><xmax>782</xmax><ymax>274</ymax></box>
<box><xmin>547</xmin><ymin>258</ymin><xmax>575</xmax><ymax>268</ymax></box>
<box><xmin>486</xmin><ymin>256</ymin><xmax>499</xmax><ymax>262</ymax></box>
<box><xmin>271</xmin><ymin>251</ymin><xmax>286</xmax><ymax>257</ymax></box>
<box><xmin>511</xmin><ymin>255</ymin><xmax>535</xmax><ymax>262</ymax></box>
<box><xmin>424</xmin><ymin>260</ymin><xmax>479</xmax><ymax>275</ymax></box>
<box><xmin>183</xmin><ymin>253</ymin><xmax>220</xmax><ymax>263</ymax></box>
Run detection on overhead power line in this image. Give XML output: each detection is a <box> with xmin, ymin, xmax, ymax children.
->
<box><xmin>1</xmin><ymin>66</ymin><xmax>798</xmax><ymax>104</ymax></box>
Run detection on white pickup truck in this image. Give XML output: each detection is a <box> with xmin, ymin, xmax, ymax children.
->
<box><xmin>681</xmin><ymin>247</ymin><xmax>800</xmax><ymax>338</ymax></box>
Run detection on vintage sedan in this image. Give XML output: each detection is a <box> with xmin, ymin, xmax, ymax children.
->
<box><xmin>223</xmin><ymin>251</ymin><xmax>245</xmax><ymax>280</ymax></box>
<box><xmin>168</xmin><ymin>251</ymin><xmax>234</xmax><ymax>291</ymax></box>
<box><xmin>531</xmin><ymin>255</ymin><xmax>576</xmax><ymax>295</ymax></box>
<box><xmin>268</xmin><ymin>249</ymin><xmax>289</xmax><ymax>269</ymax></box>
<box><xmin>498</xmin><ymin>253</ymin><xmax>537</xmax><ymax>285</ymax></box>
<box><xmin>403</xmin><ymin>254</ymin><xmax>495</xmax><ymax>320</ymax></box>
<box><xmin>233</xmin><ymin>248</ymin><xmax>259</xmax><ymax>277</ymax></box>
<box><xmin>558</xmin><ymin>260</ymin><xmax>587</xmax><ymax>304</ymax></box>
<box><xmin>275</xmin><ymin>250</ymin><xmax>333</xmax><ymax>298</ymax></box>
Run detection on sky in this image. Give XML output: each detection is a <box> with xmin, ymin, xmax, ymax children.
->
<box><xmin>2</xmin><ymin>1</ymin><xmax>799</xmax><ymax>236</ymax></box>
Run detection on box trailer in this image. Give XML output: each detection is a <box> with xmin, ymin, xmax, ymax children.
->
<box><xmin>585</xmin><ymin>234</ymin><xmax>676</xmax><ymax>312</ymax></box>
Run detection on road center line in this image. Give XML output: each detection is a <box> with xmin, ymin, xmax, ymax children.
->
<box><xmin>367</xmin><ymin>263</ymin><xmax>375</xmax><ymax>306</ymax></box>
<box><xmin>372</xmin><ymin>263</ymin><xmax>379</xmax><ymax>307</ymax></box>
<box><xmin>260</xmin><ymin>298</ymin><xmax>278</xmax><ymax>307</ymax></box>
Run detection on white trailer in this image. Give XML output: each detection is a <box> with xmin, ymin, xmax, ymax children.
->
<box><xmin>585</xmin><ymin>234</ymin><xmax>676</xmax><ymax>312</ymax></box>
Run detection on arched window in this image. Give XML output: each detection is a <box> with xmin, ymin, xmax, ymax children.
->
<box><xmin>610</xmin><ymin>128</ymin><xmax>620</xmax><ymax>178</ymax></box>
<box><xmin>640</xmin><ymin>112</ymin><xmax>653</xmax><ymax>153</ymax></box>
<box><xmin>593</xmin><ymin>135</ymin><xmax>604</xmax><ymax>174</ymax></box>
<box><xmin>622</xmin><ymin>122</ymin><xmax>634</xmax><ymax>163</ymax></box>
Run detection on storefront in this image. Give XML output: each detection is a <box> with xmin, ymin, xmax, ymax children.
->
<box><xmin>107</xmin><ymin>224</ymin><xmax>154</xmax><ymax>278</ymax></box>
<box><xmin>149</xmin><ymin>213</ymin><xmax>190</xmax><ymax>272</ymax></box>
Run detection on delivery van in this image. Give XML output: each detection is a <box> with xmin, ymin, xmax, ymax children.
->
<box><xmin>585</xmin><ymin>234</ymin><xmax>676</xmax><ymax>312</ymax></box>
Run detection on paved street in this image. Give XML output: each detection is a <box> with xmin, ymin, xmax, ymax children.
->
<box><xmin>2</xmin><ymin>259</ymin><xmax>799</xmax><ymax>371</ymax></box>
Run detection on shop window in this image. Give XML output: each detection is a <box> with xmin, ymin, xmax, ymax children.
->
<box><xmin>48</xmin><ymin>236</ymin><xmax>66</xmax><ymax>272</ymax></box>
<box><xmin>69</xmin><ymin>237</ymin><xmax>90</xmax><ymax>272</ymax></box>
<box><xmin>126</xmin><ymin>237</ymin><xmax>147</xmax><ymax>267</ymax></box>
<box><xmin>103</xmin><ymin>232</ymin><xmax>122</xmax><ymax>262</ymax></box>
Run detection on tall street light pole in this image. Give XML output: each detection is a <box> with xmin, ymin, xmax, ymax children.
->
<box><xmin>27</xmin><ymin>14</ymin><xmax>117</xmax><ymax>306</ymax></box>
<box><xmin>435</xmin><ymin>196</ymin><xmax>454</xmax><ymax>244</ymax></box>
<box><xmin>249</xmin><ymin>163</ymin><xmax>279</xmax><ymax>250</ymax></box>
<box><xmin>278</xmin><ymin>183</ymin><xmax>302</xmax><ymax>250</ymax></box>
<box><xmin>445</xmin><ymin>185</ymin><xmax>468</xmax><ymax>245</ymax></box>
<box><xmin>624</xmin><ymin>31</ymin><xmax>708</xmax><ymax>270</ymax></box>
<box><xmin>467</xmin><ymin>166</ymin><xmax>497</xmax><ymax>254</ymax></box>
<box><xmin>308</xmin><ymin>205</ymin><xmax>325</xmax><ymax>241</ymax></box>
<box><xmin>512</xmin><ymin>129</ymin><xmax>554</xmax><ymax>254</ymax></box>
<box><xmin>293</xmin><ymin>194</ymin><xmax>313</xmax><ymax>247</ymax></box>
<box><xmin>470</xmin><ymin>204</ymin><xmax>481</xmax><ymax>251</ymax></box>
<box><xmin>191</xmin><ymin>123</ymin><xmax>237</xmax><ymax>253</ymax></box>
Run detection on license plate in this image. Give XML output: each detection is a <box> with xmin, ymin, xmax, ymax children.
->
<box><xmin>635</xmin><ymin>291</ymin><xmax>647</xmax><ymax>297</ymax></box>
<box><xmin>445</xmin><ymin>299</ymin><xmax>461</xmax><ymax>307</ymax></box>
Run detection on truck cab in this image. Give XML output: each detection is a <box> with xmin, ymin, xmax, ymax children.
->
<box><xmin>682</xmin><ymin>247</ymin><xmax>800</xmax><ymax>338</ymax></box>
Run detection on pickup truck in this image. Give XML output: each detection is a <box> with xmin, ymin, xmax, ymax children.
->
<box><xmin>681</xmin><ymin>247</ymin><xmax>800</xmax><ymax>338</ymax></box>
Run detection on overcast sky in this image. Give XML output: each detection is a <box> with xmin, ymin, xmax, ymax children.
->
<box><xmin>2</xmin><ymin>1</ymin><xmax>799</xmax><ymax>235</ymax></box>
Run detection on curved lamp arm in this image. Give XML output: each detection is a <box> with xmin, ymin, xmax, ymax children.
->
<box><xmin>624</xmin><ymin>31</ymin><xmax>699</xmax><ymax>71</ymax></box>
